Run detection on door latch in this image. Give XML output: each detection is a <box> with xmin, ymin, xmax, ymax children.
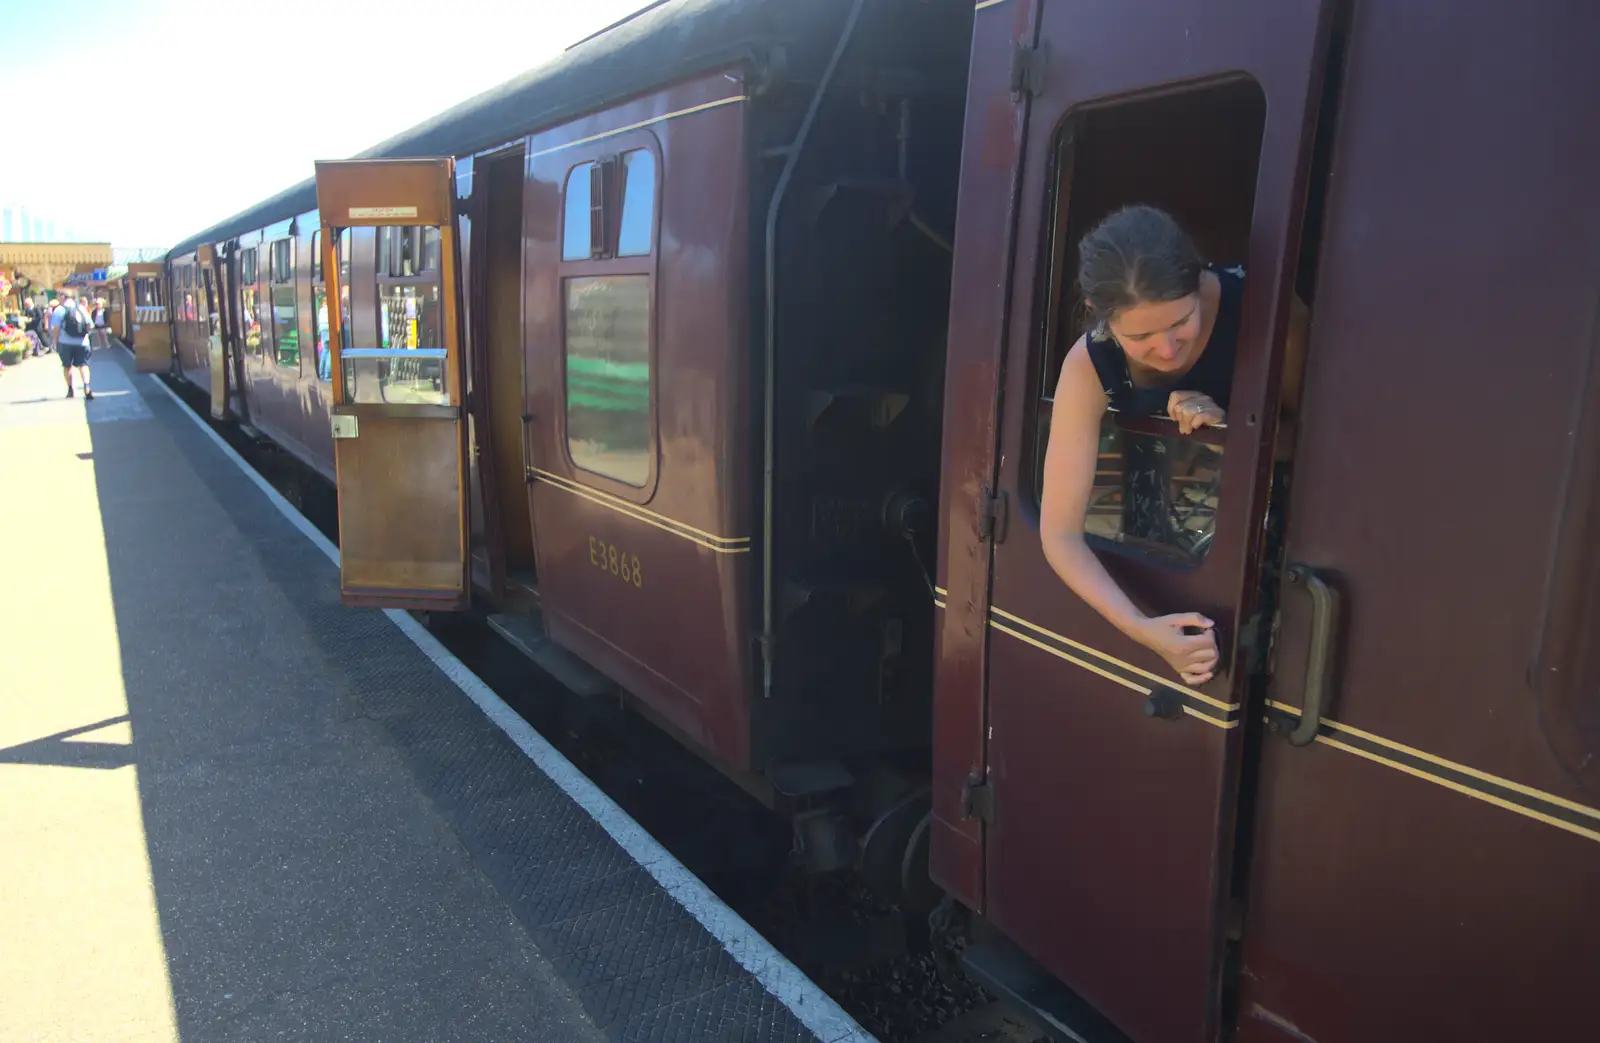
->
<box><xmin>1009</xmin><ymin>41</ymin><xmax>1048</xmax><ymax>98</ymax></box>
<box><xmin>977</xmin><ymin>486</ymin><xmax>1009</xmax><ymax>544</ymax></box>
<box><xmin>960</xmin><ymin>770</ymin><xmax>994</xmax><ymax>825</ymax></box>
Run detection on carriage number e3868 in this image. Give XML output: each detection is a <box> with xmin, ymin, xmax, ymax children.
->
<box><xmin>588</xmin><ymin>536</ymin><xmax>643</xmax><ymax>588</ymax></box>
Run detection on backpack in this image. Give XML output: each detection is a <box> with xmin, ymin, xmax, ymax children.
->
<box><xmin>61</xmin><ymin>303</ymin><xmax>89</xmax><ymax>338</ymax></box>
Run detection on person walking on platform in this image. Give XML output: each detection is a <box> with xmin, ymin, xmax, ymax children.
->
<box><xmin>91</xmin><ymin>297</ymin><xmax>110</xmax><ymax>350</ymax></box>
<box><xmin>22</xmin><ymin>296</ymin><xmax>49</xmax><ymax>355</ymax></box>
<box><xmin>51</xmin><ymin>293</ymin><xmax>94</xmax><ymax>400</ymax></box>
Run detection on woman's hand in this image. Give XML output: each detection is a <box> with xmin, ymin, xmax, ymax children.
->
<box><xmin>1167</xmin><ymin>390</ymin><xmax>1226</xmax><ymax>435</ymax></box>
<box><xmin>1136</xmin><ymin>613</ymin><xmax>1219</xmax><ymax>685</ymax></box>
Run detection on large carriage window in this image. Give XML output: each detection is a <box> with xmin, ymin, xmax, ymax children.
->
<box><xmin>1033</xmin><ymin>79</ymin><xmax>1265</xmax><ymax>568</ymax></box>
<box><xmin>559</xmin><ymin>146</ymin><xmax>658</xmax><ymax>488</ymax></box>
<box><xmin>270</xmin><ymin>238</ymin><xmax>298</xmax><ymax>371</ymax></box>
<box><xmin>239</xmin><ymin>248</ymin><xmax>262</xmax><ymax>356</ymax></box>
<box><xmin>343</xmin><ymin>224</ymin><xmax>445</xmax><ymax>406</ymax></box>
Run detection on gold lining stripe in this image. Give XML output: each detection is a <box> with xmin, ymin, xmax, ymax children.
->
<box><xmin>530</xmin><ymin>96</ymin><xmax>748</xmax><ymax>158</ymax></box>
<box><xmin>1315</xmin><ymin>735</ymin><xmax>1600</xmax><ymax>845</ymax></box>
<box><xmin>933</xmin><ymin>598</ymin><xmax>947</xmax><ymax>610</ymax></box>
<box><xmin>531</xmin><ymin>468</ymin><xmax>748</xmax><ymax>546</ymax></box>
<box><xmin>1268</xmin><ymin>701</ymin><xmax>1600</xmax><ymax>825</ymax></box>
<box><xmin>530</xmin><ymin>470</ymin><xmax>750</xmax><ymax>554</ymax></box>
<box><xmin>974</xmin><ymin>0</ymin><xmax>1011</xmax><ymax>10</ymax></box>
<box><xmin>935</xmin><ymin>586</ymin><xmax>949</xmax><ymax>597</ymax></box>
<box><xmin>990</xmin><ymin>606</ymin><xmax>1239</xmax><ymax>712</ymax></box>
<box><xmin>1183</xmin><ymin>706</ymin><xmax>1238</xmax><ymax>730</ymax></box>
<box><xmin>990</xmin><ymin>621</ymin><xmax>1151</xmax><ymax>695</ymax></box>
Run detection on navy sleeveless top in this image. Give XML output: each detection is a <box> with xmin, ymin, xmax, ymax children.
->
<box><xmin>1085</xmin><ymin>263</ymin><xmax>1246</xmax><ymax>417</ymax></box>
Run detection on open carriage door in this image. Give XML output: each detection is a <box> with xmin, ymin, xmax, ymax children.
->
<box><xmin>974</xmin><ymin>2</ymin><xmax>1332</xmax><ymax>1042</ymax></box>
<box><xmin>316</xmin><ymin>158</ymin><xmax>470</xmax><ymax>610</ymax></box>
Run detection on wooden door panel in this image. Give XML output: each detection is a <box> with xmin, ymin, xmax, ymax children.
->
<box><xmin>1238</xmin><ymin>3</ymin><xmax>1600</xmax><ymax>1039</ymax></box>
<box><xmin>338</xmin><ymin>415</ymin><xmax>466</xmax><ymax>593</ymax></box>
<box><xmin>316</xmin><ymin>157</ymin><xmax>470</xmax><ymax>610</ymax></box>
<box><xmin>978</xmin><ymin>3</ymin><xmax>1333</xmax><ymax>1041</ymax></box>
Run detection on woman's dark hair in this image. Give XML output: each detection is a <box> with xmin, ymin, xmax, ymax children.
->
<box><xmin>1076</xmin><ymin>205</ymin><xmax>1204</xmax><ymax>322</ymax></box>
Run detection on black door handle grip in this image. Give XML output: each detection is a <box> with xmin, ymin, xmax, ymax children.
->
<box><xmin>1282</xmin><ymin>564</ymin><xmax>1339</xmax><ymax>746</ymax></box>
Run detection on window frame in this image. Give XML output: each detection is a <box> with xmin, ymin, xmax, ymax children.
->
<box><xmin>555</xmin><ymin>132</ymin><xmax>662</xmax><ymax>500</ymax></box>
<box><xmin>1025</xmin><ymin>81</ymin><xmax>1266</xmax><ymax>572</ymax></box>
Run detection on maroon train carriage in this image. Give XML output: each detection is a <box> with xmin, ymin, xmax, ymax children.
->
<box><xmin>158</xmin><ymin>1</ymin><xmax>1599</xmax><ymax>1042</ymax></box>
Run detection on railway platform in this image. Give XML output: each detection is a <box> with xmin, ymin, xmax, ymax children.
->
<box><xmin>0</xmin><ymin>346</ymin><xmax>868</xmax><ymax>1043</ymax></box>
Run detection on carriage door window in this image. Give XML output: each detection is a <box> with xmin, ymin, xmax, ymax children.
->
<box><xmin>239</xmin><ymin>248</ymin><xmax>261</xmax><ymax>357</ymax></box>
<box><xmin>344</xmin><ymin>225</ymin><xmax>444</xmax><ymax>405</ymax></box>
<box><xmin>560</xmin><ymin>148</ymin><xmax>656</xmax><ymax>488</ymax></box>
<box><xmin>1033</xmin><ymin>80</ymin><xmax>1265</xmax><ymax>568</ymax></box>
<box><xmin>270</xmin><ymin>238</ymin><xmax>299</xmax><ymax>371</ymax></box>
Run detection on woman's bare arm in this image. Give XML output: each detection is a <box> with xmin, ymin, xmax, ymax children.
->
<box><xmin>1039</xmin><ymin>341</ymin><xmax>1221</xmax><ymax>684</ymax></box>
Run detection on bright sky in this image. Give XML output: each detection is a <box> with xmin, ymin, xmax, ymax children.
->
<box><xmin>0</xmin><ymin>0</ymin><xmax>655</xmax><ymax>251</ymax></box>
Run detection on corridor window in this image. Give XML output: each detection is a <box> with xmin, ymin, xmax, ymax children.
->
<box><xmin>240</xmin><ymin>248</ymin><xmax>261</xmax><ymax>356</ymax></box>
<box><xmin>558</xmin><ymin>142</ymin><xmax>659</xmax><ymax>489</ymax></box>
<box><xmin>565</xmin><ymin>276</ymin><xmax>650</xmax><ymax>486</ymax></box>
<box><xmin>270</xmin><ymin>238</ymin><xmax>298</xmax><ymax>371</ymax></box>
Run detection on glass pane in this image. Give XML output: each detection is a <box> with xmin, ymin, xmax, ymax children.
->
<box><xmin>565</xmin><ymin>275</ymin><xmax>651</xmax><ymax>486</ymax></box>
<box><xmin>1082</xmin><ymin>417</ymin><xmax>1223</xmax><ymax>568</ymax></box>
<box><xmin>241</xmin><ymin>285</ymin><xmax>262</xmax><ymax>355</ymax></box>
<box><xmin>272</xmin><ymin>285</ymin><xmax>299</xmax><ymax>370</ymax></box>
<box><xmin>617</xmin><ymin>150</ymin><xmax>655</xmax><ymax>257</ymax></box>
<box><xmin>343</xmin><ymin>282</ymin><xmax>446</xmax><ymax>405</ymax></box>
<box><xmin>311</xmin><ymin>231</ymin><xmax>322</xmax><ymax>282</ymax></box>
<box><xmin>422</xmin><ymin>226</ymin><xmax>441</xmax><ymax>273</ymax></box>
<box><xmin>313</xmin><ymin>287</ymin><xmax>331</xmax><ymax>381</ymax></box>
<box><xmin>563</xmin><ymin>163</ymin><xmax>593</xmax><ymax>260</ymax></box>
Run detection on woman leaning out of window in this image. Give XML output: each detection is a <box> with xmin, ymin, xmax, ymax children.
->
<box><xmin>1038</xmin><ymin>205</ymin><xmax>1308</xmax><ymax>685</ymax></box>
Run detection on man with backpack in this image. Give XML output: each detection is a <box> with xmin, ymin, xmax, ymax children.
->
<box><xmin>51</xmin><ymin>293</ymin><xmax>94</xmax><ymax>400</ymax></box>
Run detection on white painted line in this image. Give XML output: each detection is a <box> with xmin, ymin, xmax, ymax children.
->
<box><xmin>148</xmin><ymin>374</ymin><xmax>875</xmax><ymax>1043</ymax></box>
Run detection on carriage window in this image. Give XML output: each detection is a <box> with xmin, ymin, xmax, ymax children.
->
<box><xmin>565</xmin><ymin>275</ymin><xmax>650</xmax><ymax>486</ymax></box>
<box><xmin>616</xmin><ymin>150</ymin><xmax>655</xmax><ymax>257</ymax></box>
<box><xmin>563</xmin><ymin>162</ymin><xmax>594</xmax><ymax>260</ymax></box>
<box><xmin>239</xmin><ymin>248</ymin><xmax>261</xmax><ymax>356</ymax></box>
<box><xmin>1033</xmin><ymin>79</ymin><xmax>1265</xmax><ymax>568</ymax></box>
<box><xmin>270</xmin><ymin>238</ymin><xmax>299</xmax><ymax>371</ymax></box>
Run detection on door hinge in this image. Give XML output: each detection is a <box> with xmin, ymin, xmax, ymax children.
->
<box><xmin>961</xmin><ymin>770</ymin><xmax>995</xmax><ymax>825</ymax></box>
<box><xmin>1009</xmin><ymin>41</ymin><xmax>1048</xmax><ymax>98</ymax></box>
<box><xmin>977</xmin><ymin>486</ymin><xmax>1009</xmax><ymax>544</ymax></box>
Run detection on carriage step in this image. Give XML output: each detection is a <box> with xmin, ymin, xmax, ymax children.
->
<box><xmin>486</xmin><ymin>612</ymin><xmax>615</xmax><ymax>698</ymax></box>
<box><xmin>962</xmin><ymin>937</ymin><xmax>1132</xmax><ymax>1043</ymax></box>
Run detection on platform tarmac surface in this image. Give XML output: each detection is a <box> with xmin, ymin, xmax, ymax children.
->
<box><xmin>0</xmin><ymin>348</ymin><xmax>866</xmax><ymax>1043</ymax></box>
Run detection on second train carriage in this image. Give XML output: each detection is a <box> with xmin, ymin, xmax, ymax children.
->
<box><xmin>159</xmin><ymin>1</ymin><xmax>1599</xmax><ymax>1041</ymax></box>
